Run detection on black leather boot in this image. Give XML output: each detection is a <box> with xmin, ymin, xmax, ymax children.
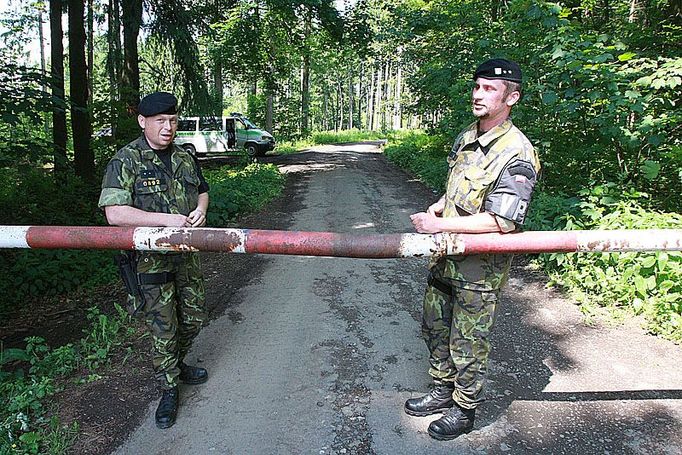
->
<box><xmin>179</xmin><ymin>362</ymin><xmax>208</xmax><ymax>385</ymax></box>
<box><xmin>427</xmin><ymin>404</ymin><xmax>475</xmax><ymax>440</ymax></box>
<box><xmin>404</xmin><ymin>381</ymin><xmax>455</xmax><ymax>416</ymax></box>
<box><xmin>155</xmin><ymin>387</ymin><xmax>179</xmax><ymax>429</ymax></box>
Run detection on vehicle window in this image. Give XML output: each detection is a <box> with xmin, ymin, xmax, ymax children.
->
<box><xmin>243</xmin><ymin>118</ymin><xmax>257</xmax><ymax>129</ymax></box>
<box><xmin>236</xmin><ymin>119</ymin><xmax>247</xmax><ymax>130</ymax></box>
<box><xmin>200</xmin><ymin>117</ymin><xmax>221</xmax><ymax>131</ymax></box>
<box><xmin>177</xmin><ymin>119</ymin><xmax>197</xmax><ymax>131</ymax></box>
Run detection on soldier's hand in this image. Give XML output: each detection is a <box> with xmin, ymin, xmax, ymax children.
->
<box><xmin>165</xmin><ymin>214</ymin><xmax>190</xmax><ymax>227</ymax></box>
<box><xmin>427</xmin><ymin>200</ymin><xmax>445</xmax><ymax>217</ymax></box>
<box><xmin>410</xmin><ymin>212</ymin><xmax>441</xmax><ymax>233</ymax></box>
<box><xmin>187</xmin><ymin>208</ymin><xmax>206</xmax><ymax>227</ymax></box>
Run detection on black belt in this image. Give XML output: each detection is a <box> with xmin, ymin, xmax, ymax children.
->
<box><xmin>427</xmin><ymin>273</ymin><xmax>453</xmax><ymax>296</ymax></box>
<box><xmin>138</xmin><ymin>272</ymin><xmax>175</xmax><ymax>285</ymax></box>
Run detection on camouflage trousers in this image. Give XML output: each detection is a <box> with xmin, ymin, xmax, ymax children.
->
<box><xmin>421</xmin><ymin>276</ymin><xmax>501</xmax><ymax>410</ymax></box>
<box><xmin>131</xmin><ymin>251</ymin><xmax>206</xmax><ymax>390</ymax></box>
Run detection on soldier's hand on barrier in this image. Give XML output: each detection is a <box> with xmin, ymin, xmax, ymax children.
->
<box><xmin>187</xmin><ymin>209</ymin><xmax>206</xmax><ymax>227</ymax></box>
<box><xmin>410</xmin><ymin>212</ymin><xmax>441</xmax><ymax>234</ymax></box>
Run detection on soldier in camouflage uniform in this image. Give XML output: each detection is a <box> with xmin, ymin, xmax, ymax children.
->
<box><xmin>405</xmin><ymin>59</ymin><xmax>541</xmax><ymax>440</ymax></box>
<box><xmin>98</xmin><ymin>92</ymin><xmax>210</xmax><ymax>429</ymax></box>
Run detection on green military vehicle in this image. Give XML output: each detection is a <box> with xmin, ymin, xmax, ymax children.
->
<box><xmin>174</xmin><ymin>113</ymin><xmax>275</xmax><ymax>157</ymax></box>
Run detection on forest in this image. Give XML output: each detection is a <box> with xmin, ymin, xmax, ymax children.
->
<box><xmin>0</xmin><ymin>0</ymin><xmax>680</xmax><ymax>452</ymax></box>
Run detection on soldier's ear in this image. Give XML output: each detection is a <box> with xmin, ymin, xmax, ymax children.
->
<box><xmin>137</xmin><ymin>115</ymin><xmax>146</xmax><ymax>129</ymax></box>
<box><xmin>505</xmin><ymin>90</ymin><xmax>520</xmax><ymax>107</ymax></box>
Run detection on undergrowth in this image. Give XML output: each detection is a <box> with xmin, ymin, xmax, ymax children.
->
<box><xmin>0</xmin><ymin>305</ymin><xmax>133</xmax><ymax>454</ymax></box>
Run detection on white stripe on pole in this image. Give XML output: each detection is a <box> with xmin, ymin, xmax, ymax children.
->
<box><xmin>0</xmin><ymin>226</ymin><xmax>30</xmax><ymax>248</ymax></box>
<box><xmin>577</xmin><ymin>229</ymin><xmax>682</xmax><ymax>252</ymax></box>
<box><xmin>398</xmin><ymin>233</ymin><xmax>465</xmax><ymax>258</ymax></box>
<box><xmin>132</xmin><ymin>227</ymin><xmax>248</xmax><ymax>253</ymax></box>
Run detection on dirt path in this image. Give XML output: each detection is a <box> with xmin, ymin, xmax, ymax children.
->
<box><xmin>113</xmin><ymin>143</ymin><xmax>682</xmax><ymax>454</ymax></box>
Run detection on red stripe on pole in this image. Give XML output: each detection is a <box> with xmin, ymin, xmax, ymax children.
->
<box><xmin>460</xmin><ymin>231</ymin><xmax>579</xmax><ymax>254</ymax></box>
<box><xmin>26</xmin><ymin>226</ymin><xmax>136</xmax><ymax>250</ymax></box>
<box><xmin>246</xmin><ymin>230</ymin><xmax>407</xmax><ymax>258</ymax></box>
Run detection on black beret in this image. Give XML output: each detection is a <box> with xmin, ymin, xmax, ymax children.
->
<box><xmin>137</xmin><ymin>92</ymin><xmax>178</xmax><ymax>117</ymax></box>
<box><xmin>474</xmin><ymin>58</ymin><xmax>522</xmax><ymax>83</ymax></box>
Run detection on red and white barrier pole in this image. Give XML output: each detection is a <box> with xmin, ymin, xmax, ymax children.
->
<box><xmin>1</xmin><ymin>226</ymin><xmax>681</xmax><ymax>258</ymax></box>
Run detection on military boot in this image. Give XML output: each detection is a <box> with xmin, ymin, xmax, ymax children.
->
<box><xmin>179</xmin><ymin>362</ymin><xmax>208</xmax><ymax>385</ymax></box>
<box><xmin>427</xmin><ymin>404</ymin><xmax>475</xmax><ymax>440</ymax></box>
<box><xmin>404</xmin><ymin>380</ymin><xmax>455</xmax><ymax>416</ymax></box>
<box><xmin>155</xmin><ymin>387</ymin><xmax>179</xmax><ymax>429</ymax></box>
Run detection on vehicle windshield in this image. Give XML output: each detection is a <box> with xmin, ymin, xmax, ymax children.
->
<box><xmin>241</xmin><ymin>117</ymin><xmax>257</xmax><ymax>129</ymax></box>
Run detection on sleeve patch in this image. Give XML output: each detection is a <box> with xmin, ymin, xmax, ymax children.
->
<box><xmin>484</xmin><ymin>160</ymin><xmax>538</xmax><ymax>225</ymax></box>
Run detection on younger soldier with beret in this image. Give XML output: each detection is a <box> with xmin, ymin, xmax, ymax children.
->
<box><xmin>406</xmin><ymin>59</ymin><xmax>541</xmax><ymax>440</ymax></box>
<box><xmin>99</xmin><ymin>91</ymin><xmax>210</xmax><ymax>429</ymax></box>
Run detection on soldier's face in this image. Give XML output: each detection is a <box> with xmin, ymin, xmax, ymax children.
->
<box><xmin>138</xmin><ymin>114</ymin><xmax>178</xmax><ymax>150</ymax></box>
<box><xmin>471</xmin><ymin>78</ymin><xmax>518</xmax><ymax>120</ymax></box>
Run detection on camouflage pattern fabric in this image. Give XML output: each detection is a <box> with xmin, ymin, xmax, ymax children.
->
<box><xmin>99</xmin><ymin>136</ymin><xmax>206</xmax><ymax>389</ymax></box>
<box><xmin>98</xmin><ymin>136</ymin><xmax>200</xmax><ymax>216</ymax></box>
<box><xmin>435</xmin><ymin>118</ymin><xmax>541</xmax><ymax>290</ymax></box>
<box><xmin>422</xmin><ymin>270</ymin><xmax>500</xmax><ymax>410</ymax></box>
<box><xmin>421</xmin><ymin>118</ymin><xmax>539</xmax><ymax>409</ymax></box>
<box><xmin>137</xmin><ymin>251</ymin><xmax>206</xmax><ymax>389</ymax></box>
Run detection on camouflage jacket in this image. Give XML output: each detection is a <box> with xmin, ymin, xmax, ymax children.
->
<box><xmin>98</xmin><ymin>136</ymin><xmax>202</xmax><ymax>216</ymax></box>
<box><xmin>434</xmin><ymin>118</ymin><xmax>540</xmax><ymax>291</ymax></box>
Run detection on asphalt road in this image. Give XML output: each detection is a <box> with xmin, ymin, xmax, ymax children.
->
<box><xmin>114</xmin><ymin>143</ymin><xmax>682</xmax><ymax>454</ymax></box>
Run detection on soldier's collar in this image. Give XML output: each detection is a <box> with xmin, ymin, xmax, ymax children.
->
<box><xmin>137</xmin><ymin>135</ymin><xmax>172</xmax><ymax>160</ymax></box>
<box><xmin>476</xmin><ymin>119</ymin><xmax>513</xmax><ymax>147</ymax></box>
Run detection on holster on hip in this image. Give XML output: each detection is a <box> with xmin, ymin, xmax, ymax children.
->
<box><xmin>428</xmin><ymin>273</ymin><xmax>453</xmax><ymax>296</ymax></box>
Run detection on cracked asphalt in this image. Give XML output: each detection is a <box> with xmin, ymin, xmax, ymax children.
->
<box><xmin>113</xmin><ymin>143</ymin><xmax>682</xmax><ymax>454</ymax></box>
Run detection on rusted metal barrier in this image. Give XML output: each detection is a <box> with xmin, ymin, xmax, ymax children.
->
<box><xmin>1</xmin><ymin>226</ymin><xmax>681</xmax><ymax>258</ymax></box>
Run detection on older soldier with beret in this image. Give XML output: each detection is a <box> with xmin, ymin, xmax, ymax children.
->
<box><xmin>406</xmin><ymin>59</ymin><xmax>541</xmax><ymax>440</ymax></box>
<box><xmin>98</xmin><ymin>92</ymin><xmax>210</xmax><ymax>429</ymax></box>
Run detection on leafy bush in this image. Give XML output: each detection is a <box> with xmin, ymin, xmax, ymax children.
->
<box><xmin>527</xmin><ymin>184</ymin><xmax>682</xmax><ymax>342</ymax></box>
<box><xmin>384</xmin><ymin>132</ymin><xmax>450</xmax><ymax>192</ymax></box>
<box><xmin>311</xmin><ymin>129</ymin><xmax>390</xmax><ymax>144</ymax></box>
<box><xmin>0</xmin><ymin>305</ymin><xmax>130</xmax><ymax>454</ymax></box>
<box><xmin>204</xmin><ymin>162</ymin><xmax>285</xmax><ymax>226</ymax></box>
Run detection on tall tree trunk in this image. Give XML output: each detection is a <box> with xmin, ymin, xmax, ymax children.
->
<box><xmin>322</xmin><ymin>86</ymin><xmax>328</xmax><ymax>131</ymax></box>
<box><xmin>394</xmin><ymin>63</ymin><xmax>402</xmax><ymax>129</ymax></box>
<box><xmin>87</xmin><ymin>0</ymin><xmax>94</xmax><ymax>106</ymax></box>
<box><xmin>50</xmin><ymin>0</ymin><xmax>68</xmax><ymax>180</ymax></box>
<box><xmin>213</xmin><ymin>58</ymin><xmax>223</xmax><ymax>117</ymax></box>
<box><xmin>121</xmin><ymin>0</ymin><xmax>142</xmax><ymax>111</ymax></box>
<box><xmin>381</xmin><ymin>62</ymin><xmax>390</xmax><ymax>130</ymax></box>
<box><xmin>357</xmin><ymin>62</ymin><xmax>363</xmax><ymax>130</ymax></box>
<box><xmin>38</xmin><ymin>7</ymin><xmax>49</xmax><ymax>135</ymax></box>
<box><xmin>266</xmin><ymin>90</ymin><xmax>274</xmax><ymax>133</ymax></box>
<box><xmin>373</xmin><ymin>63</ymin><xmax>383</xmax><ymax>130</ymax></box>
<box><xmin>348</xmin><ymin>69</ymin><xmax>353</xmax><ymax>130</ymax></box>
<box><xmin>628</xmin><ymin>0</ymin><xmax>640</xmax><ymax>23</ymax></box>
<box><xmin>301</xmin><ymin>54</ymin><xmax>310</xmax><ymax>135</ymax></box>
<box><xmin>300</xmin><ymin>5</ymin><xmax>312</xmax><ymax>136</ymax></box>
<box><xmin>337</xmin><ymin>82</ymin><xmax>343</xmax><ymax>131</ymax></box>
<box><xmin>69</xmin><ymin>0</ymin><xmax>94</xmax><ymax>180</ymax></box>
<box><xmin>107</xmin><ymin>0</ymin><xmax>122</xmax><ymax>134</ymax></box>
<box><xmin>368</xmin><ymin>62</ymin><xmax>375</xmax><ymax>130</ymax></box>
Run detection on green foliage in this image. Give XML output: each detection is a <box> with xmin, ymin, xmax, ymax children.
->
<box><xmin>204</xmin><ymin>163</ymin><xmax>285</xmax><ymax>226</ymax></box>
<box><xmin>527</xmin><ymin>185</ymin><xmax>682</xmax><ymax>342</ymax></box>
<box><xmin>384</xmin><ymin>131</ymin><xmax>450</xmax><ymax>192</ymax></box>
<box><xmin>311</xmin><ymin>129</ymin><xmax>391</xmax><ymax>144</ymax></box>
<box><xmin>0</xmin><ymin>166</ymin><xmax>113</xmax><ymax>315</ymax></box>
<box><xmin>0</xmin><ymin>305</ymin><xmax>130</xmax><ymax>454</ymax></box>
